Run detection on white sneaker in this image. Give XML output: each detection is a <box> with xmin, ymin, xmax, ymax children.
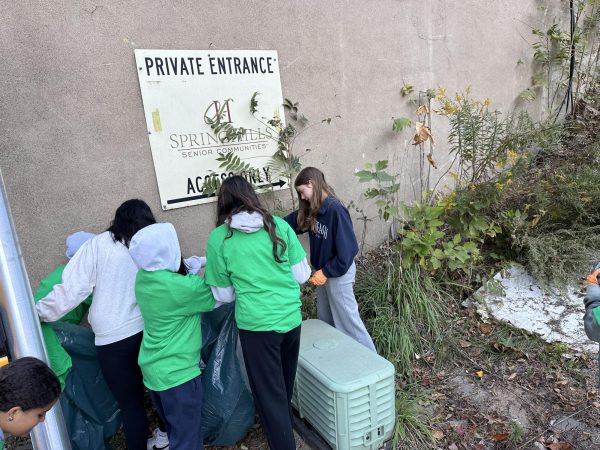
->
<box><xmin>147</xmin><ymin>427</ymin><xmax>169</xmax><ymax>450</ymax></box>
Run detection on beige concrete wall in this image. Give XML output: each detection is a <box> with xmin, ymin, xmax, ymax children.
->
<box><xmin>0</xmin><ymin>0</ymin><xmax>555</xmax><ymax>286</ymax></box>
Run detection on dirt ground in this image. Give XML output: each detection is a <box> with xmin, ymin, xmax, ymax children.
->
<box><xmin>408</xmin><ymin>298</ymin><xmax>600</xmax><ymax>450</ymax></box>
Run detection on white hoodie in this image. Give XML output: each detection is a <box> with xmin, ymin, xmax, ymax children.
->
<box><xmin>210</xmin><ymin>212</ymin><xmax>311</xmax><ymax>304</ymax></box>
<box><xmin>129</xmin><ymin>223</ymin><xmax>181</xmax><ymax>272</ymax></box>
<box><xmin>36</xmin><ymin>231</ymin><xmax>144</xmax><ymax>346</ymax></box>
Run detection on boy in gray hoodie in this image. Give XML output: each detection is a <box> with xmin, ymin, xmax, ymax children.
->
<box><xmin>583</xmin><ymin>265</ymin><xmax>600</xmax><ymax>386</ymax></box>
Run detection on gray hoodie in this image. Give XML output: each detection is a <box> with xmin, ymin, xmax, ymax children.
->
<box><xmin>584</xmin><ymin>284</ymin><xmax>600</xmax><ymax>343</ymax></box>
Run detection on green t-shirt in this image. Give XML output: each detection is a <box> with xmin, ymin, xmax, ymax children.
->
<box><xmin>135</xmin><ymin>270</ymin><xmax>215</xmax><ymax>392</ymax></box>
<box><xmin>205</xmin><ymin>215</ymin><xmax>306</xmax><ymax>333</ymax></box>
<box><xmin>33</xmin><ymin>265</ymin><xmax>93</xmax><ymax>390</ymax></box>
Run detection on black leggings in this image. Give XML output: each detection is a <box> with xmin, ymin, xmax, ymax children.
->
<box><xmin>96</xmin><ymin>332</ymin><xmax>148</xmax><ymax>450</ymax></box>
<box><xmin>239</xmin><ymin>326</ymin><xmax>301</xmax><ymax>450</ymax></box>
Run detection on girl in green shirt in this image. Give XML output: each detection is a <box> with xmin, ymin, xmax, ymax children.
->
<box><xmin>205</xmin><ymin>176</ymin><xmax>310</xmax><ymax>450</ymax></box>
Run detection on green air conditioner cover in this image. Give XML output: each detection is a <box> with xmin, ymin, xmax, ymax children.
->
<box><xmin>293</xmin><ymin>319</ymin><xmax>395</xmax><ymax>450</ymax></box>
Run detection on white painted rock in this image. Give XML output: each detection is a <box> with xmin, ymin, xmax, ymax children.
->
<box><xmin>472</xmin><ymin>263</ymin><xmax>597</xmax><ymax>354</ymax></box>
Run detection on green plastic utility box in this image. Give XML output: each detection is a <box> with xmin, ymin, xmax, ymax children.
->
<box><xmin>292</xmin><ymin>319</ymin><xmax>395</xmax><ymax>450</ymax></box>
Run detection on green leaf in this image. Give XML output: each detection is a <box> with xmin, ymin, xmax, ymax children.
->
<box><xmin>375</xmin><ymin>160</ymin><xmax>389</xmax><ymax>171</ymax></box>
<box><xmin>392</xmin><ymin>117</ymin><xmax>412</xmax><ymax>132</ymax></box>
<box><xmin>401</xmin><ymin>83</ymin><xmax>414</xmax><ymax>96</ymax></box>
<box><xmin>250</xmin><ymin>92</ymin><xmax>260</xmax><ymax>114</ymax></box>
<box><xmin>355</xmin><ymin>170</ymin><xmax>374</xmax><ymax>182</ymax></box>
<box><xmin>375</xmin><ymin>171</ymin><xmax>395</xmax><ymax>182</ymax></box>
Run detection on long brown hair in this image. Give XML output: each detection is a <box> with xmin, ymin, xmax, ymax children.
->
<box><xmin>294</xmin><ymin>167</ymin><xmax>335</xmax><ymax>232</ymax></box>
<box><xmin>216</xmin><ymin>176</ymin><xmax>287</xmax><ymax>263</ymax></box>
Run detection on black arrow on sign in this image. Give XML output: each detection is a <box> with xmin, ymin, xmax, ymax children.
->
<box><xmin>166</xmin><ymin>179</ymin><xmax>287</xmax><ymax>205</ymax></box>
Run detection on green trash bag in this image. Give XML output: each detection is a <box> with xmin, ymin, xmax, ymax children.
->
<box><xmin>52</xmin><ymin>322</ymin><xmax>121</xmax><ymax>450</ymax></box>
<box><xmin>201</xmin><ymin>303</ymin><xmax>255</xmax><ymax>446</ymax></box>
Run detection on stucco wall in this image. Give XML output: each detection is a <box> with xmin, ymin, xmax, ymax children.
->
<box><xmin>0</xmin><ymin>0</ymin><xmax>555</xmax><ymax>286</ymax></box>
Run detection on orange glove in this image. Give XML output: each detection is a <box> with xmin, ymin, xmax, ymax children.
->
<box><xmin>585</xmin><ymin>268</ymin><xmax>600</xmax><ymax>285</ymax></box>
<box><xmin>309</xmin><ymin>269</ymin><xmax>328</xmax><ymax>286</ymax></box>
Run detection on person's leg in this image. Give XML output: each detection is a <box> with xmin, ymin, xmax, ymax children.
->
<box><xmin>96</xmin><ymin>332</ymin><xmax>149</xmax><ymax>450</ymax></box>
<box><xmin>324</xmin><ymin>263</ymin><xmax>376</xmax><ymax>351</ymax></box>
<box><xmin>280</xmin><ymin>326</ymin><xmax>301</xmax><ymax>405</ymax></box>
<box><xmin>316</xmin><ymin>284</ymin><xmax>334</xmax><ymax>325</ymax></box>
<box><xmin>280</xmin><ymin>326</ymin><xmax>301</xmax><ymax>427</ymax></box>
<box><xmin>148</xmin><ymin>391</ymin><xmax>170</xmax><ymax>450</ymax></box>
<box><xmin>239</xmin><ymin>329</ymin><xmax>296</xmax><ymax>450</ymax></box>
<box><xmin>154</xmin><ymin>376</ymin><xmax>203</xmax><ymax>450</ymax></box>
<box><xmin>149</xmin><ymin>391</ymin><xmax>169</xmax><ymax>436</ymax></box>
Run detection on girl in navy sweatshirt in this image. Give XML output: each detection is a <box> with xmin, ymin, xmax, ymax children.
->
<box><xmin>284</xmin><ymin>167</ymin><xmax>376</xmax><ymax>351</ymax></box>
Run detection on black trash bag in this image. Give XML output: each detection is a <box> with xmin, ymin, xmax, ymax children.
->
<box><xmin>201</xmin><ymin>303</ymin><xmax>254</xmax><ymax>446</ymax></box>
<box><xmin>52</xmin><ymin>322</ymin><xmax>121</xmax><ymax>450</ymax></box>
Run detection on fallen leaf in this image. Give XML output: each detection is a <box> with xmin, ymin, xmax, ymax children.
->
<box><xmin>475</xmin><ymin>370</ymin><xmax>485</xmax><ymax>379</ymax></box>
<box><xmin>448</xmin><ymin>444</ymin><xmax>459</xmax><ymax>450</ymax></box>
<box><xmin>478</xmin><ymin>323</ymin><xmax>494</xmax><ymax>334</ymax></box>
<box><xmin>547</xmin><ymin>443</ymin><xmax>572</xmax><ymax>450</ymax></box>
<box><xmin>453</xmin><ymin>422</ymin><xmax>466</xmax><ymax>436</ymax></box>
<box><xmin>592</xmin><ymin>402</ymin><xmax>600</xmax><ymax>408</ymax></box>
<box><xmin>555</xmin><ymin>380</ymin><xmax>568</xmax><ymax>386</ymax></box>
<box><xmin>508</xmin><ymin>372</ymin><xmax>518</xmax><ymax>381</ymax></box>
<box><xmin>432</xmin><ymin>429</ymin><xmax>444</xmax><ymax>440</ymax></box>
<box><xmin>474</xmin><ymin>444</ymin><xmax>485</xmax><ymax>450</ymax></box>
<box><xmin>459</xmin><ymin>339</ymin><xmax>472</xmax><ymax>348</ymax></box>
<box><xmin>492</xmin><ymin>432</ymin><xmax>509</xmax><ymax>442</ymax></box>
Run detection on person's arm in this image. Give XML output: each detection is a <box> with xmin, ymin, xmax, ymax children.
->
<box><xmin>173</xmin><ymin>274</ymin><xmax>216</xmax><ymax>314</ymax></box>
<box><xmin>291</xmin><ymin>258</ymin><xmax>310</xmax><ymax>284</ymax></box>
<box><xmin>283</xmin><ymin>210</ymin><xmax>303</xmax><ymax>235</ymax></box>
<box><xmin>205</xmin><ymin>233</ymin><xmax>236</xmax><ymax>308</ymax></box>
<box><xmin>584</xmin><ymin>283</ymin><xmax>600</xmax><ymax>342</ymax></box>
<box><xmin>36</xmin><ymin>241</ymin><xmax>96</xmax><ymax>322</ymax></box>
<box><xmin>321</xmin><ymin>205</ymin><xmax>358</xmax><ymax>278</ymax></box>
<box><xmin>210</xmin><ymin>286</ymin><xmax>236</xmax><ymax>303</ymax></box>
<box><xmin>282</xmin><ymin>218</ymin><xmax>310</xmax><ymax>284</ymax></box>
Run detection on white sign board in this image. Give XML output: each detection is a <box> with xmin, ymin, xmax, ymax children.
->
<box><xmin>135</xmin><ymin>49</ymin><xmax>287</xmax><ymax>210</ymax></box>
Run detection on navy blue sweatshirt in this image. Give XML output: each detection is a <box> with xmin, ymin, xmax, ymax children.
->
<box><xmin>284</xmin><ymin>196</ymin><xmax>358</xmax><ymax>278</ymax></box>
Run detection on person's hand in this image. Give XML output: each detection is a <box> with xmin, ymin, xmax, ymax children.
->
<box><xmin>585</xmin><ymin>268</ymin><xmax>600</xmax><ymax>285</ymax></box>
<box><xmin>184</xmin><ymin>256</ymin><xmax>206</xmax><ymax>275</ymax></box>
<box><xmin>309</xmin><ymin>270</ymin><xmax>327</xmax><ymax>286</ymax></box>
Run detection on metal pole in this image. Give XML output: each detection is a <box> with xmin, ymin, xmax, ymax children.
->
<box><xmin>0</xmin><ymin>169</ymin><xmax>71</xmax><ymax>449</ymax></box>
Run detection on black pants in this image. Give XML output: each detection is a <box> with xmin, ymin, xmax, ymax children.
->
<box><xmin>239</xmin><ymin>326</ymin><xmax>301</xmax><ymax>450</ymax></box>
<box><xmin>96</xmin><ymin>332</ymin><xmax>148</xmax><ymax>450</ymax></box>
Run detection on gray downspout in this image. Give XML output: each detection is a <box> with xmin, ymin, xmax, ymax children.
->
<box><xmin>0</xmin><ymin>169</ymin><xmax>71</xmax><ymax>449</ymax></box>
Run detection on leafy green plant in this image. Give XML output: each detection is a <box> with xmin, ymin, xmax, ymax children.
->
<box><xmin>508</xmin><ymin>421</ymin><xmax>526</xmax><ymax>444</ymax></box>
<box><xmin>203</xmin><ymin>99</ymin><xmax>246</xmax><ymax>143</ymax></box>
<box><xmin>396</xmin><ymin>202</ymin><xmax>481</xmax><ymax>273</ymax></box>
<box><xmin>524</xmin><ymin>0</ymin><xmax>600</xmax><ymax>120</ymax></box>
<box><xmin>202</xmin><ymin>93</ymin><xmax>333</xmax><ymax>208</ymax></box>
<box><xmin>355</xmin><ymin>160</ymin><xmax>399</xmax><ymax>221</ymax></box>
